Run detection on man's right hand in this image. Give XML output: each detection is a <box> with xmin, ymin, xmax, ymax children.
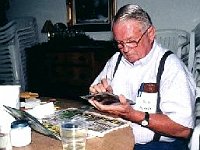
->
<box><xmin>89</xmin><ymin>78</ymin><xmax>113</xmax><ymax>94</ymax></box>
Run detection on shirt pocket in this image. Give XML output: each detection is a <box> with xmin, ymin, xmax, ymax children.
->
<box><xmin>134</xmin><ymin>83</ymin><xmax>158</xmax><ymax>113</ymax></box>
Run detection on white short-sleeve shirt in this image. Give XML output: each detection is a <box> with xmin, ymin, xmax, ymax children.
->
<box><xmin>91</xmin><ymin>41</ymin><xmax>196</xmax><ymax>144</ymax></box>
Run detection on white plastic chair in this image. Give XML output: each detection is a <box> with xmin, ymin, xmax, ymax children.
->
<box><xmin>14</xmin><ymin>16</ymin><xmax>39</xmax><ymax>48</ymax></box>
<box><xmin>0</xmin><ymin>17</ymin><xmax>39</xmax><ymax>91</ymax></box>
<box><xmin>0</xmin><ymin>21</ymin><xmax>16</xmax><ymax>43</ymax></box>
<box><xmin>156</xmin><ymin>29</ymin><xmax>192</xmax><ymax>71</ymax></box>
<box><xmin>188</xmin><ymin>22</ymin><xmax>200</xmax><ymax>150</ymax></box>
<box><xmin>13</xmin><ymin>17</ymin><xmax>39</xmax><ymax>90</ymax></box>
<box><xmin>0</xmin><ymin>20</ymin><xmax>26</xmax><ymax>91</ymax></box>
<box><xmin>0</xmin><ymin>44</ymin><xmax>20</xmax><ymax>84</ymax></box>
<box><xmin>0</xmin><ymin>21</ymin><xmax>21</xmax><ymax>84</ymax></box>
<box><xmin>189</xmin><ymin>97</ymin><xmax>200</xmax><ymax>150</ymax></box>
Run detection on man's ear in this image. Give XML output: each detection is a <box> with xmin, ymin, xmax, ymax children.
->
<box><xmin>148</xmin><ymin>26</ymin><xmax>156</xmax><ymax>42</ymax></box>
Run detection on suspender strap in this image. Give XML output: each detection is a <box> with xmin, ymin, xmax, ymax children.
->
<box><xmin>155</xmin><ymin>51</ymin><xmax>173</xmax><ymax>112</ymax></box>
<box><xmin>113</xmin><ymin>53</ymin><xmax>122</xmax><ymax>78</ymax></box>
<box><xmin>153</xmin><ymin>50</ymin><xmax>173</xmax><ymax>141</ymax></box>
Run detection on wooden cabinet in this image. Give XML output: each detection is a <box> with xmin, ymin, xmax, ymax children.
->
<box><xmin>45</xmin><ymin>51</ymin><xmax>95</xmax><ymax>85</ymax></box>
<box><xmin>26</xmin><ymin>41</ymin><xmax>116</xmax><ymax>98</ymax></box>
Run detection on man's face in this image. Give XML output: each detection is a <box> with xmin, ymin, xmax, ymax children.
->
<box><xmin>113</xmin><ymin>20</ymin><xmax>155</xmax><ymax>63</ymax></box>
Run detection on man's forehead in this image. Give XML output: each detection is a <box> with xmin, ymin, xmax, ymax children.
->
<box><xmin>114</xmin><ymin>20</ymin><xmax>143</xmax><ymax>32</ymax></box>
<box><xmin>113</xmin><ymin>22</ymin><xmax>143</xmax><ymax>41</ymax></box>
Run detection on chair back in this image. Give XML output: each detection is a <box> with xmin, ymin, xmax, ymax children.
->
<box><xmin>156</xmin><ymin>29</ymin><xmax>191</xmax><ymax>71</ymax></box>
<box><xmin>0</xmin><ymin>17</ymin><xmax>39</xmax><ymax>91</ymax></box>
<box><xmin>188</xmin><ymin>23</ymin><xmax>200</xmax><ymax>150</ymax></box>
<box><xmin>0</xmin><ymin>21</ymin><xmax>21</xmax><ymax>86</ymax></box>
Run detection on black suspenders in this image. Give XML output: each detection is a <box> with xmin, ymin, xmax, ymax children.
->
<box><xmin>155</xmin><ymin>51</ymin><xmax>173</xmax><ymax>113</ymax></box>
<box><xmin>153</xmin><ymin>51</ymin><xmax>173</xmax><ymax>141</ymax></box>
<box><xmin>113</xmin><ymin>53</ymin><xmax>122</xmax><ymax>78</ymax></box>
<box><xmin>113</xmin><ymin>51</ymin><xmax>173</xmax><ymax>141</ymax></box>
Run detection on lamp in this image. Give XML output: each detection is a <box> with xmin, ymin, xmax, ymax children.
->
<box><xmin>41</xmin><ymin>20</ymin><xmax>54</xmax><ymax>41</ymax></box>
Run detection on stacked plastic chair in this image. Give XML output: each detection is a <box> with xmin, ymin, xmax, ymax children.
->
<box><xmin>0</xmin><ymin>17</ymin><xmax>39</xmax><ymax>91</ymax></box>
<box><xmin>190</xmin><ymin>23</ymin><xmax>200</xmax><ymax>88</ymax></box>
<box><xmin>156</xmin><ymin>29</ymin><xmax>192</xmax><ymax>71</ymax></box>
<box><xmin>189</xmin><ymin>22</ymin><xmax>200</xmax><ymax>150</ymax></box>
<box><xmin>13</xmin><ymin>16</ymin><xmax>39</xmax><ymax>91</ymax></box>
<box><xmin>0</xmin><ymin>21</ymin><xmax>21</xmax><ymax>86</ymax></box>
<box><xmin>14</xmin><ymin>16</ymin><xmax>39</xmax><ymax>49</ymax></box>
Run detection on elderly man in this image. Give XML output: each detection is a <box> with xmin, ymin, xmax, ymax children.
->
<box><xmin>88</xmin><ymin>4</ymin><xmax>196</xmax><ymax>150</ymax></box>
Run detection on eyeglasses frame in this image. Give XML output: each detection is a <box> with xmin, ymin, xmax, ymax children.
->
<box><xmin>116</xmin><ymin>26</ymin><xmax>151</xmax><ymax>49</ymax></box>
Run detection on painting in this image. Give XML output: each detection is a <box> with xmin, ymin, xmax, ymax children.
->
<box><xmin>66</xmin><ymin>0</ymin><xmax>116</xmax><ymax>32</ymax></box>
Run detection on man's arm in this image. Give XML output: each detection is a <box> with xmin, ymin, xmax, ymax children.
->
<box><xmin>89</xmin><ymin>95</ymin><xmax>192</xmax><ymax>139</ymax></box>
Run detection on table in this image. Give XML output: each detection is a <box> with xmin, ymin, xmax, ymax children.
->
<box><xmin>13</xmin><ymin>97</ymin><xmax>134</xmax><ymax>150</ymax></box>
<box><xmin>13</xmin><ymin>126</ymin><xmax>134</xmax><ymax>150</ymax></box>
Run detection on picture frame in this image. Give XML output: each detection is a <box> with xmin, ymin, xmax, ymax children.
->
<box><xmin>66</xmin><ymin>0</ymin><xmax>116</xmax><ymax>32</ymax></box>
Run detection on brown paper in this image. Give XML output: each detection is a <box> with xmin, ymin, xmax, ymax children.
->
<box><xmin>86</xmin><ymin>126</ymin><xmax>134</xmax><ymax>150</ymax></box>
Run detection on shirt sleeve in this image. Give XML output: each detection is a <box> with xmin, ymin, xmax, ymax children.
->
<box><xmin>160</xmin><ymin>55</ymin><xmax>196</xmax><ymax>128</ymax></box>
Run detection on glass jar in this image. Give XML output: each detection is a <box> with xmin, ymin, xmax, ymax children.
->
<box><xmin>10</xmin><ymin>120</ymin><xmax>31</xmax><ymax>147</ymax></box>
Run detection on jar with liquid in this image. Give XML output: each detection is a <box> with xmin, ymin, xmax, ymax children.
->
<box><xmin>0</xmin><ymin>125</ymin><xmax>12</xmax><ymax>150</ymax></box>
<box><xmin>10</xmin><ymin>120</ymin><xmax>31</xmax><ymax>147</ymax></box>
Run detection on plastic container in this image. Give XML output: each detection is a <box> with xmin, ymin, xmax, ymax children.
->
<box><xmin>0</xmin><ymin>125</ymin><xmax>12</xmax><ymax>150</ymax></box>
<box><xmin>10</xmin><ymin>120</ymin><xmax>31</xmax><ymax>147</ymax></box>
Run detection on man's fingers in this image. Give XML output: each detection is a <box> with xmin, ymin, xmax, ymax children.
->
<box><xmin>93</xmin><ymin>100</ymin><xmax>124</xmax><ymax>111</ymax></box>
<box><xmin>118</xmin><ymin>95</ymin><xmax>128</xmax><ymax>104</ymax></box>
<box><xmin>101</xmin><ymin>78</ymin><xmax>113</xmax><ymax>93</ymax></box>
<box><xmin>89</xmin><ymin>77</ymin><xmax>113</xmax><ymax>94</ymax></box>
<box><xmin>106</xmin><ymin>85</ymin><xmax>113</xmax><ymax>93</ymax></box>
<box><xmin>90</xmin><ymin>83</ymin><xmax>107</xmax><ymax>94</ymax></box>
<box><xmin>101</xmin><ymin>78</ymin><xmax>109</xmax><ymax>88</ymax></box>
<box><xmin>88</xmin><ymin>99</ymin><xmax>98</xmax><ymax>108</ymax></box>
<box><xmin>89</xmin><ymin>86</ymin><xmax>97</xmax><ymax>94</ymax></box>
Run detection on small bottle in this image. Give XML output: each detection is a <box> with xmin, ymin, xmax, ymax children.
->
<box><xmin>10</xmin><ymin>120</ymin><xmax>31</xmax><ymax>147</ymax></box>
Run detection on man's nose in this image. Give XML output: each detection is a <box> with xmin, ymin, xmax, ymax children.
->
<box><xmin>122</xmin><ymin>44</ymin><xmax>130</xmax><ymax>52</ymax></box>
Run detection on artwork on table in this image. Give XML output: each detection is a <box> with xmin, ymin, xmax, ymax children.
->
<box><xmin>42</xmin><ymin>108</ymin><xmax>130</xmax><ymax>138</ymax></box>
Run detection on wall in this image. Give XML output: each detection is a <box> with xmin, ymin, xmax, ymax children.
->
<box><xmin>6</xmin><ymin>0</ymin><xmax>200</xmax><ymax>42</ymax></box>
<box><xmin>6</xmin><ymin>0</ymin><xmax>67</xmax><ymax>42</ymax></box>
<box><xmin>119</xmin><ymin>0</ymin><xmax>200</xmax><ymax>31</ymax></box>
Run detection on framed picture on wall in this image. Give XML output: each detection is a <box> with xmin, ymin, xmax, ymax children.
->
<box><xmin>66</xmin><ymin>0</ymin><xmax>116</xmax><ymax>32</ymax></box>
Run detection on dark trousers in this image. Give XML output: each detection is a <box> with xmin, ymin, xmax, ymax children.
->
<box><xmin>134</xmin><ymin>139</ymin><xmax>189</xmax><ymax>150</ymax></box>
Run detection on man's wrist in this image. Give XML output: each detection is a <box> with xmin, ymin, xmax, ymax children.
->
<box><xmin>141</xmin><ymin>112</ymin><xmax>150</xmax><ymax>127</ymax></box>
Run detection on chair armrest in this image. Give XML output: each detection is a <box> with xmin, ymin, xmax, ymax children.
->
<box><xmin>189</xmin><ymin>93</ymin><xmax>200</xmax><ymax>150</ymax></box>
<box><xmin>196</xmin><ymin>87</ymin><xmax>200</xmax><ymax>99</ymax></box>
<box><xmin>178</xmin><ymin>40</ymin><xmax>190</xmax><ymax>48</ymax></box>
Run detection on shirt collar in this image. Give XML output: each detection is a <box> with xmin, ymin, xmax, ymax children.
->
<box><xmin>134</xmin><ymin>41</ymin><xmax>157</xmax><ymax>66</ymax></box>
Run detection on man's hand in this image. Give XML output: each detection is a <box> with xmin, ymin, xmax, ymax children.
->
<box><xmin>89</xmin><ymin>78</ymin><xmax>113</xmax><ymax>94</ymax></box>
<box><xmin>88</xmin><ymin>94</ymin><xmax>134</xmax><ymax>120</ymax></box>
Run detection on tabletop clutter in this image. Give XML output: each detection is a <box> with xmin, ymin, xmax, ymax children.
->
<box><xmin>0</xmin><ymin>90</ymin><xmax>50</xmax><ymax>150</ymax></box>
<box><xmin>0</xmin><ymin>90</ymin><xmax>134</xmax><ymax>150</ymax></box>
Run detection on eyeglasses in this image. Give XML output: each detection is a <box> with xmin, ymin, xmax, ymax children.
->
<box><xmin>116</xmin><ymin>26</ymin><xmax>151</xmax><ymax>49</ymax></box>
